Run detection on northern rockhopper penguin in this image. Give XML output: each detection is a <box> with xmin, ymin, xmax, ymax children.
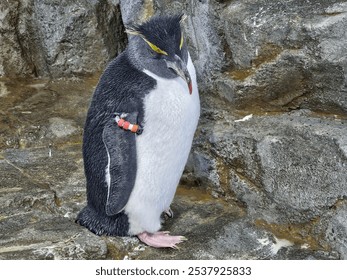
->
<box><xmin>76</xmin><ymin>14</ymin><xmax>200</xmax><ymax>248</ymax></box>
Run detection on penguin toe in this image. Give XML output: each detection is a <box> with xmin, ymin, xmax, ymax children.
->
<box><xmin>163</xmin><ymin>207</ymin><xmax>174</xmax><ymax>218</ymax></box>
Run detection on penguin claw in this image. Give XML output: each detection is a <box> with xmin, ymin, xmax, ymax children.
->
<box><xmin>163</xmin><ymin>208</ymin><xmax>174</xmax><ymax>218</ymax></box>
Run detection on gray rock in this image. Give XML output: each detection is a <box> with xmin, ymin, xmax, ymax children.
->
<box><xmin>184</xmin><ymin>151</ymin><xmax>220</xmax><ymax>190</ymax></box>
<box><xmin>325</xmin><ymin>201</ymin><xmax>347</xmax><ymax>259</ymax></box>
<box><xmin>0</xmin><ymin>0</ymin><xmax>126</xmax><ymax>77</ymax></box>
<box><xmin>204</xmin><ymin>219</ymin><xmax>338</xmax><ymax>260</ymax></box>
<box><xmin>0</xmin><ymin>213</ymin><xmax>108</xmax><ymax>260</ymax></box>
<box><xmin>48</xmin><ymin>117</ymin><xmax>78</xmax><ymax>138</ymax></box>
<box><xmin>2</xmin><ymin>0</ymin><xmax>346</xmax><ymax>114</ymax></box>
<box><xmin>0</xmin><ymin>0</ymin><xmax>32</xmax><ymax>76</ymax></box>
<box><xmin>216</xmin><ymin>0</ymin><xmax>347</xmax><ymax>114</ymax></box>
<box><xmin>189</xmin><ymin>99</ymin><xmax>347</xmax><ymax>257</ymax></box>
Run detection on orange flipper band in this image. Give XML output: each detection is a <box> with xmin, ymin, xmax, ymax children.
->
<box><xmin>131</xmin><ymin>124</ymin><xmax>139</xmax><ymax>133</ymax></box>
<box><xmin>114</xmin><ymin>114</ymin><xmax>143</xmax><ymax>135</ymax></box>
<box><xmin>122</xmin><ymin>121</ymin><xmax>130</xmax><ymax>130</ymax></box>
<box><xmin>117</xmin><ymin>118</ymin><xmax>125</xmax><ymax>128</ymax></box>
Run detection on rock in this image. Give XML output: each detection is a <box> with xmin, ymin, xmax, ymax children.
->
<box><xmin>2</xmin><ymin>0</ymin><xmax>346</xmax><ymax>112</ymax></box>
<box><xmin>188</xmin><ymin>97</ymin><xmax>347</xmax><ymax>257</ymax></box>
<box><xmin>0</xmin><ymin>77</ymin><xmax>95</xmax><ymax>149</ymax></box>
<box><xmin>0</xmin><ymin>212</ymin><xmax>108</xmax><ymax>260</ymax></box>
<box><xmin>216</xmin><ymin>0</ymin><xmax>347</xmax><ymax>115</ymax></box>
<box><xmin>201</xmin><ymin>219</ymin><xmax>338</xmax><ymax>260</ymax></box>
<box><xmin>0</xmin><ymin>0</ymin><xmax>126</xmax><ymax>77</ymax></box>
<box><xmin>325</xmin><ymin>201</ymin><xmax>347</xmax><ymax>259</ymax></box>
<box><xmin>184</xmin><ymin>151</ymin><xmax>220</xmax><ymax>190</ymax></box>
<box><xmin>48</xmin><ymin>117</ymin><xmax>78</xmax><ymax>138</ymax></box>
<box><xmin>0</xmin><ymin>0</ymin><xmax>32</xmax><ymax>76</ymax></box>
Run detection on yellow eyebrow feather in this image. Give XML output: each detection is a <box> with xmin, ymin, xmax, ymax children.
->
<box><xmin>142</xmin><ymin>37</ymin><xmax>168</xmax><ymax>56</ymax></box>
<box><xmin>179</xmin><ymin>33</ymin><xmax>184</xmax><ymax>50</ymax></box>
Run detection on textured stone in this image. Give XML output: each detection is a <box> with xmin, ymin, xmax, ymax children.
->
<box><xmin>0</xmin><ymin>0</ymin><xmax>126</xmax><ymax>77</ymax></box>
<box><xmin>0</xmin><ymin>212</ymin><xmax>108</xmax><ymax>260</ymax></box>
<box><xmin>2</xmin><ymin>0</ymin><xmax>346</xmax><ymax>113</ymax></box>
<box><xmin>216</xmin><ymin>0</ymin><xmax>347</xmax><ymax>114</ymax></box>
<box><xmin>325</xmin><ymin>201</ymin><xmax>347</xmax><ymax>259</ymax></box>
<box><xmin>189</xmin><ymin>97</ymin><xmax>347</xmax><ymax>257</ymax></box>
<box><xmin>0</xmin><ymin>0</ymin><xmax>31</xmax><ymax>76</ymax></box>
<box><xmin>48</xmin><ymin>117</ymin><xmax>78</xmax><ymax>138</ymax></box>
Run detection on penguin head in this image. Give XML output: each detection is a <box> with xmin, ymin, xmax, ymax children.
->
<box><xmin>126</xmin><ymin>14</ymin><xmax>192</xmax><ymax>94</ymax></box>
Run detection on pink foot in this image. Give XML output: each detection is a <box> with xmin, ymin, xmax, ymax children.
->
<box><xmin>137</xmin><ymin>231</ymin><xmax>187</xmax><ymax>249</ymax></box>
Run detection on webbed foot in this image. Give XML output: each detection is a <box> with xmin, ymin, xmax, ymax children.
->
<box><xmin>137</xmin><ymin>231</ymin><xmax>187</xmax><ymax>249</ymax></box>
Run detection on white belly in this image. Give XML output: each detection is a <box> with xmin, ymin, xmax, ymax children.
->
<box><xmin>125</xmin><ymin>55</ymin><xmax>200</xmax><ymax>235</ymax></box>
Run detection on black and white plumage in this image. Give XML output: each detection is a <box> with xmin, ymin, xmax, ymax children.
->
<box><xmin>76</xmin><ymin>14</ymin><xmax>200</xmax><ymax>248</ymax></box>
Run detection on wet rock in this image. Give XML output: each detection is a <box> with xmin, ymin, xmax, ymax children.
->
<box><xmin>0</xmin><ymin>0</ymin><xmax>32</xmax><ymax>76</ymax></box>
<box><xmin>0</xmin><ymin>77</ymin><xmax>95</xmax><ymax>149</ymax></box>
<box><xmin>202</xmin><ymin>219</ymin><xmax>338</xmax><ymax>260</ymax></box>
<box><xmin>0</xmin><ymin>213</ymin><xmax>107</xmax><ymax>260</ymax></box>
<box><xmin>48</xmin><ymin>117</ymin><xmax>78</xmax><ymax>138</ymax></box>
<box><xmin>0</xmin><ymin>81</ymin><xmax>10</xmax><ymax>97</ymax></box>
<box><xmin>188</xmin><ymin>97</ymin><xmax>347</xmax><ymax>257</ymax></box>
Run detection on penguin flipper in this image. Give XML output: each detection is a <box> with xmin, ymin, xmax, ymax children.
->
<box><xmin>102</xmin><ymin>116</ymin><xmax>137</xmax><ymax>216</ymax></box>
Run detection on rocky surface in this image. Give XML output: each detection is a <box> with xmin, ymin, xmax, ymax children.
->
<box><xmin>186</xmin><ymin>96</ymin><xmax>347</xmax><ymax>258</ymax></box>
<box><xmin>1</xmin><ymin>0</ymin><xmax>347</xmax><ymax>259</ymax></box>
<box><xmin>0</xmin><ymin>77</ymin><xmax>342</xmax><ymax>260</ymax></box>
<box><xmin>0</xmin><ymin>0</ymin><xmax>126</xmax><ymax>77</ymax></box>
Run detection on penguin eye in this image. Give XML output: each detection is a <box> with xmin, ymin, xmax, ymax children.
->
<box><xmin>179</xmin><ymin>33</ymin><xmax>184</xmax><ymax>50</ymax></box>
<box><xmin>142</xmin><ymin>38</ymin><xmax>168</xmax><ymax>56</ymax></box>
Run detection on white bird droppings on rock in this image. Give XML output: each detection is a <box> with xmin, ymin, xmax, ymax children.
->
<box><xmin>234</xmin><ymin>114</ymin><xmax>253</xmax><ymax>123</ymax></box>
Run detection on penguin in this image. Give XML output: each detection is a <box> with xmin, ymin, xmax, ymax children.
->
<box><xmin>76</xmin><ymin>14</ymin><xmax>200</xmax><ymax>248</ymax></box>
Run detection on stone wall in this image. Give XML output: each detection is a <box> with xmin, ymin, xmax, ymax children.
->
<box><xmin>0</xmin><ymin>0</ymin><xmax>126</xmax><ymax>77</ymax></box>
<box><xmin>1</xmin><ymin>0</ymin><xmax>347</xmax><ymax>258</ymax></box>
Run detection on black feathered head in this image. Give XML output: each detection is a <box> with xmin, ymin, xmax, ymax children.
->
<box><xmin>126</xmin><ymin>14</ymin><xmax>192</xmax><ymax>94</ymax></box>
<box><xmin>126</xmin><ymin>14</ymin><xmax>186</xmax><ymax>57</ymax></box>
